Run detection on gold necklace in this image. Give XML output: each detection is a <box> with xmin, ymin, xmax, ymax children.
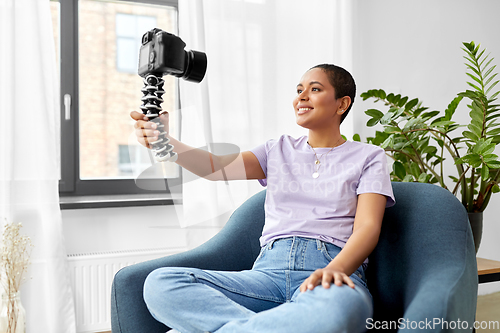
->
<box><xmin>307</xmin><ymin>137</ymin><xmax>343</xmax><ymax>178</ymax></box>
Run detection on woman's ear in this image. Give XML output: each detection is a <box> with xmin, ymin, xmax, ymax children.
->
<box><xmin>337</xmin><ymin>96</ymin><xmax>351</xmax><ymax>114</ymax></box>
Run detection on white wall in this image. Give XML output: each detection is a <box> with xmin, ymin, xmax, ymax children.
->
<box><xmin>351</xmin><ymin>0</ymin><xmax>500</xmax><ymax>294</ymax></box>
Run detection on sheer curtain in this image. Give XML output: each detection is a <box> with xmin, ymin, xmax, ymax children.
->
<box><xmin>177</xmin><ymin>0</ymin><xmax>354</xmax><ymax>226</ymax></box>
<box><xmin>0</xmin><ymin>0</ymin><xmax>76</xmax><ymax>332</ymax></box>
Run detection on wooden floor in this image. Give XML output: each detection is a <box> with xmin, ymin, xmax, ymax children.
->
<box><xmin>476</xmin><ymin>291</ymin><xmax>500</xmax><ymax>332</ymax></box>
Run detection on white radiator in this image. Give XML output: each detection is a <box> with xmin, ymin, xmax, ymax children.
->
<box><xmin>67</xmin><ymin>247</ymin><xmax>187</xmax><ymax>333</ymax></box>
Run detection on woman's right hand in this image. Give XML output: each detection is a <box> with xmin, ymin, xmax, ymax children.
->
<box><xmin>130</xmin><ymin>111</ymin><xmax>169</xmax><ymax>149</ymax></box>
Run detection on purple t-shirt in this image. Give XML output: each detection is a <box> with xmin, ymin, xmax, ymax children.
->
<box><xmin>250</xmin><ymin>135</ymin><xmax>395</xmax><ymax>248</ymax></box>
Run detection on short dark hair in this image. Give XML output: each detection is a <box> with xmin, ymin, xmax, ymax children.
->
<box><xmin>310</xmin><ymin>64</ymin><xmax>356</xmax><ymax>123</ymax></box>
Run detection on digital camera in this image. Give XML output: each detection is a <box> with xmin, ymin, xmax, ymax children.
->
<box><xmin>138</xmin><ymin>28</ymin><xmax>207</xmax><ymax>82</ymax></box>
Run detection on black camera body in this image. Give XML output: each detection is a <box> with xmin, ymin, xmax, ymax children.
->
<box><xmin>138</xmin><ymin>28</ymin><xmax>207</xmax><ymax>83</ymax></box>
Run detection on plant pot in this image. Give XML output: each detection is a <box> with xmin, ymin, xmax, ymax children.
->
<box><xmin>468</xmin><ymin>212</ymin><xmax>483</xmax><ymax>254</ymax></box>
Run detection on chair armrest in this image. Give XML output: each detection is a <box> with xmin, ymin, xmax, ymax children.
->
<box><xmin>400</xmin><ymin>262</ymin><xmax>477</xmax><ymax>332</ymax></box>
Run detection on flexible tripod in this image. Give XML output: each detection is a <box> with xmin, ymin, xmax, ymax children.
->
<box><xmin>140</xmin><ymin>74</ymin><xmax>178</xmax><ymax>162</ymax></box>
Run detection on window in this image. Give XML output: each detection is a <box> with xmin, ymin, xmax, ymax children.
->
<box><xmin>118</xmin><ymin>144</ymin><xmax>153</xmax><ymax>176</ymax></box>
<box><xmin>116</xmin><ymin>13</ymin><xmax>156</xmax><ymax>73</ymax></box>
<box><xmin>53</xmin><ymin>0</ymin><xmax>181</xmax><ymax>205</ymax></box>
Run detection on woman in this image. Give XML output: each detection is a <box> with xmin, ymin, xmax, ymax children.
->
<box><xmin>132</xmin><ymin>64</ymin><xmax>395</xmax><ymax>333</ymax></box>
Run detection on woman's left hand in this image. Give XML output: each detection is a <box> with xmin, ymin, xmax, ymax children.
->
<box><xmin>299</xmin><ymin>268</ymin><xmax>355</xmax><ymax>292</ymax></box>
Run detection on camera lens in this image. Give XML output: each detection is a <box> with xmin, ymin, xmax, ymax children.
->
<box><xmin>182</xmin><ymin>50</ymin><xmax>207</xmax><ymax>83</ymax></box>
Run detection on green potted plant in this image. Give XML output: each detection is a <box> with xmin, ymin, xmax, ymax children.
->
<box><xmin>360</xmin><ymin>41</ymin><xmax>500</xmax><ymax>252</ymax></box>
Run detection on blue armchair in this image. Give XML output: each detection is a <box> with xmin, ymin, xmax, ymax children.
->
<box><xmin>111</xmin><ymin>182</ymin><xmax>478</xmax><ymax>332</ymax></box>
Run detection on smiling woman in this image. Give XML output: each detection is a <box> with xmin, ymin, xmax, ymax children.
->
<box><xmin>293</xmin><ymin>65</ymin><xmax>355</xmax><ymax>149</ymax></box>
<box><xmin>132</xmin><ymin>63</ymin><xmax>395</xmax><ymax>332</ymax></box>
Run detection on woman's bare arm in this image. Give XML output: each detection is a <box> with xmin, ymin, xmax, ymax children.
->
<box><xmin>300</xmin><ymin>193</ymin><xmax>387</xmax><ymax>291</ymax></box>
<box><xmin>131</xmin><ymin>111</ymin><xmax>265</xmax><ymax>181</ymax></box>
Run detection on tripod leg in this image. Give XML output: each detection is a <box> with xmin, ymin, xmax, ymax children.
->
<box><xmin>140</xmin><ymin>74</ymin><xmax>178</xmax><ymax>162</ymax></box>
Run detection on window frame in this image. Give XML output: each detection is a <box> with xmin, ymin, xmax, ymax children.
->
<box><xmin>58</xmin><ymin>0</ymin><xmax>181</xmax><ymax>207</ymax></box>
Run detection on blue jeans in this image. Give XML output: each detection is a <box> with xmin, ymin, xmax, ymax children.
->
<box><xmin>143</xmin><ymin>237</ymin><xmax>372</xmax><ymax>333</ymax></box>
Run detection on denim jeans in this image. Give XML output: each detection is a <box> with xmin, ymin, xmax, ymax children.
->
<box><xmin>143</xmin><ymin>236</ymin><xmax>373</xmax><ymax>333</ymax></box>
